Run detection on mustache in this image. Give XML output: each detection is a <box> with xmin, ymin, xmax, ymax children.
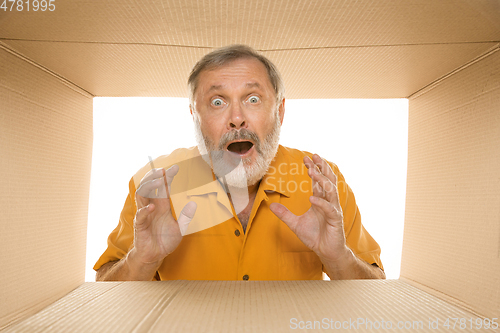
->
<box><xmin>218</xmin><ymin>129</ymin><xmax>262</xmax><ymax>155</ymax></box>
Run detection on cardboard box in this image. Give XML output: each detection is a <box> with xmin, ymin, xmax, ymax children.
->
<box><xmin>0</xmin><ymin>0</ymin><xmax>498</xmax><ymax>331</ymax></box>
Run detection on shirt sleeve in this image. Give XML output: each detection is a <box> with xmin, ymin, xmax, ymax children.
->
<box><xmin>329</xmin><ymin>163</ymin><xmax>384</xmax><ymax>271</ymax></box>
<box><xmin>93</xmin><ymin>177</ymin><xmax>137</xmax><ymax>271</ymax></box>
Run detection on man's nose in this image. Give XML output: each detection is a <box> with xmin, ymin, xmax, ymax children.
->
<box><xmin>227</xmin><ymin>102</ymin><xmax>247</xmax><ymax>129</ymax></box>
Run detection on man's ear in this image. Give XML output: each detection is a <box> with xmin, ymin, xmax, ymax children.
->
<box><xmin>278</xmin><ymin>99</ymin><xmax>285</xmax><ymax>125</ymax></box>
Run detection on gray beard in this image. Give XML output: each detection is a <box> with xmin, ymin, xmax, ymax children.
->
<box><xmin>193</xmin><ymin>112</ymin><xmax>281</xmax><ymax>188</ymax></box>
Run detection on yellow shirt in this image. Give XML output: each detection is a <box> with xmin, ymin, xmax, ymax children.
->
<box><xmin>94</xmin><ymin>145</ymin><xmax>383</xmax><ymax>280</ymax></box>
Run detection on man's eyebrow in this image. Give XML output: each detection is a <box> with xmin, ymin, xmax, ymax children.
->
<box><xmin>207</xmin><ymin>85</ymin><xmax>224</xmax><ymax>93</ymax></box>
<box><xmin>206</xmin><ymin>82</ymin><xmax>263</xmax><ymax>94</ymax></box>
<box><xmin>245</xmin><ymin>82</ymin><xmax>262</xmax><ymax>89</ymax></box>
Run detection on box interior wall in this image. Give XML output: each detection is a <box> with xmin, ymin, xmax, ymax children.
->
<box><xmin>0</xmin><ymin>0</ymin><xmax>499</xmax><ymax>329</ymax></box>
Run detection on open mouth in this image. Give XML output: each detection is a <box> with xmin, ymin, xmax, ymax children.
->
<box><xmin>226</xmin><ymin>141</ymin><xmax>254</xmax><ymax>155</ymax></box>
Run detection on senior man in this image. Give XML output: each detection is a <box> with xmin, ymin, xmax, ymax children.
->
<box><xmin>95</xmin><ymin>44</ymin><xmax>385</xmax><ymax>281</ymax></box>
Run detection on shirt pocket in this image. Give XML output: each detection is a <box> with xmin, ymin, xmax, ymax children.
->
<box><xmin>278</xmin><ymin>251</ymin><xmax>323</xmax><ymax>280</ymax></box>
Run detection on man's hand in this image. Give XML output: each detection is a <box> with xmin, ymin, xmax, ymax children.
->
<box><xmin>270</xmin><ymin>154</ymin><xmax>384</xmax><ymax>279</ymax></box>
<box><xmin>96</xmin><ymin>165</ymin><xmax>197</xmax><ymax>281</ymax></box>
<box><xmin>270</xmin><ymin>154</ymin><xmax>349</xmax><ymax>262</ymax></box>
<box><xmin>132</xmin><ymin>165</ymin><xmax>197</xmax><ymax>267</ymax></box>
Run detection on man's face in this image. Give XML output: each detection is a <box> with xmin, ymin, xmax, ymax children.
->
<box><xmin>191</xmin><ymin>57</ymin><xmax>285</xmax><ymax>187</ymax></box>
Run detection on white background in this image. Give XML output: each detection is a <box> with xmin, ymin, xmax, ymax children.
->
<box><xmin>86</xmin><ymin>97</ymin><xmax>408</xmax><ymax>281</ymax></box>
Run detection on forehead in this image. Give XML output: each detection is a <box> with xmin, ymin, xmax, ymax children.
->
<box><xmin>196</xmin><ymin>57</ymin><xmax>273</xmax><ymax>92</ymax></box>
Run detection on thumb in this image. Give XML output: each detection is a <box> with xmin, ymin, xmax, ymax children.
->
<box><xmin>270</xmin><ymin>203</ymin><xmax>299</xmax><ymax>232</ymax></box>
<box><xmin>177</xmin><ymin>201</ymin><xmax>197</xmax><ymax>236</ymax></box>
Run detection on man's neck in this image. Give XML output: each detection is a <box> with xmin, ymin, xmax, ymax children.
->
<box><xmin>246</xmin><ymin>182</ymin><xmax>260</xmax><ymax>198</ymax></box>
<box><xmin>227</xmin><ymin>181</ymin><xmax>261</xmax><ymax>233</ymax></box>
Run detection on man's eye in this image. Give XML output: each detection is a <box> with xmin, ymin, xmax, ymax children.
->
<box><xmin>248</xmin><ymin>96</ymin><xmax>260</xmax><ymax>103</ymax></box>
<box><xmin>211</xmin><ymin>98</ymin><xmax>224</xmax><ymax>107</ymax></box>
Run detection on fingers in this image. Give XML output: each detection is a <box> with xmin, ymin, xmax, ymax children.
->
<box><xmin>312</xmin><ymin>154</ymin><xmax>337</xmax><ymax>184</ymax></box>
<box><xmin>305</xmin><ymin>155</ymin><xmax>338</xmax><ymax>186</ymax></box>
<box><xmin>270</xmin><ymin>202</ymin><xmax>300</xmax><ymax>232</ymax></box>
<box><xmin>304</xmin><ymin>155</ymin><xmax>342</xmax><ymax>212</ymax></box>
<box><xmin>164</xmin><ymin>165</ymin><xmax>179</xmax><ymax>195</ymax></box>
<box><xmin>309</xmin><ymin>196</ymin><xmax>343</xmax><ymax>223</ymax></box>
<box><xmin>136</xmin><ymin>165</ymin><xmax>179</xmax><ymax>199</ymax></box>
<box><xmin>141</xmin><ymin>167</ymin><xmax>167</xmax><ymax>184</ymax></box>
<box><xmin>134</xmin><ymin>200</ymin><xmax>196</xmax><ymax>237</ymax></box>
<box><xmin>304</xmin><ymin>156</ymin><xmax>324</xmax><ymax>198</ymax></box>
<box><xmin>309</xmin><ymin>166</ymin><xmax>336</xmax><ymax>203</ymax></box>
<box><xmin>177</xmin><ymin>201</ymin><xmax>197</xmax><ymax>236</ymax></box>
<box><xmin>304</xmin><ymin>156</ymin><xmax>335</xmax><ymax>199</ymax></box>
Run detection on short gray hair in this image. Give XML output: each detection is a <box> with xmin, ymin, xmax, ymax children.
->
<box><xmin>188</xmin><ymin>44</ymin><xmax>285</xmax><ymax>108</ymax></box>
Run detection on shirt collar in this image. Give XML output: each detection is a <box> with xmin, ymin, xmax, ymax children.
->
<box><xmin>259</xmin><ymin>145</ymin><xmax>291</xmax><ymax>198</ymax></box>
<box><xmin>184</xmin><ymin>145</ymin><xmax>292</xmax><ymax>198</ymax></box>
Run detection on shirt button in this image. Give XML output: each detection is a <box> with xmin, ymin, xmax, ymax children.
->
<box><xmin>234</xmin><ymin>229</ymin><xmax>241</xmax><ymax>237</ymax></box>
<box><xmin>242</xmin><ymin>274</ymin><xmax>249</xmax><ymax>280</ymax></box>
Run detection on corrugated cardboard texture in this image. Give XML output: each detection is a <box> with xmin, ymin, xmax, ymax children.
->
<box><xmin>0</xmin><ymin>44</ymin><xmax>93</xmax><ymax>328</ymax></box>
<box><xmin>3</xmin><ymin>280</ymin><xmax>496</xmax><ymax>333</ymax></box>
<box><xmin>1</xmin><ymin>0</ymin><xmax>499</xmax><ymax>98</ymax></box>
<box><xmin>1</xmin><ymin>0</ymin><xmax>500</xmax><ymax>329</ymax></box>
<box><xmin>2</xmin><ymin>40</ymin><xmax>496</xmax><ymax>100</ymax></box>
<box><xmin>402</xmin><ymin>49</ymin><xmax>500</xmax><ymax>318</ymax></box>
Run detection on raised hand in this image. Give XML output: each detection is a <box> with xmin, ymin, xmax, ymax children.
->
<box><xmin>133</xmin><ymin>165</ymin><xmax>197</xmax><ymax>266</ymax></box>
<box><xmin>270</xmin><ymin>154</ymin><xmax>350</xmax><ymax>265</ymax></box>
